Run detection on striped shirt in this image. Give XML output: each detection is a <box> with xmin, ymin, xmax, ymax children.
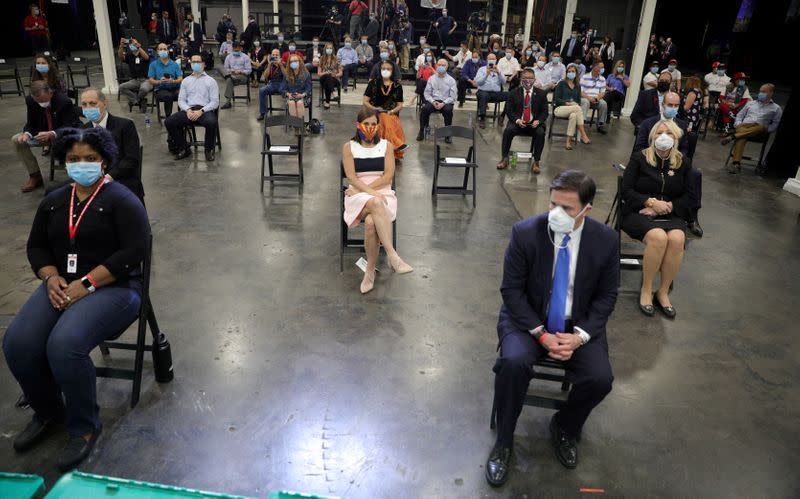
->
<box><xmin>580</xmin><ymin>73</ymin><xmax>606</xmax><ymax>98</ymax></box>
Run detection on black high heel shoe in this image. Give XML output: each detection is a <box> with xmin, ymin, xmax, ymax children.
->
<box><xmin>639</xmin><ymin>292</ymin><xmax>655</xmax><ymax>317</ymax></box>
<box><xmin>654</xmin><ymin>294</ymin><xmax>677</xmax><ymax>319</ymax></box>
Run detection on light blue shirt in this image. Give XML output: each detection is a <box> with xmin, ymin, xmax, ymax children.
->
<box><xmin>474</xmin><ymin>66</ymin><xmax>503</xmax><ymax>92</ymax></box>
<box><xmin>423</xmin><ymin>72</ymin><xmax>457</xmax><ymax>105</ymax></box>
<box><xmin>223</xmin><ymin>52</ymin><xmax>252</xmax><ymax>75</ymax></box>
<box><xmin>544</xmin><ymin>61</ymin><xmax>565</xmax><ymax>86</ymax></box>
<box><xmin>735</xmin><ymin>99</ymin><xmax>783</xmax><ymax>133</ymax></box>
<box><xmin>178</xmin><ymin>72</ymin><xmax>220</xmax><ymax>113</ymax></box>
<box><xmin>337</xmin><ymin>46</ymin><xmax>358</xmax><ymax>66</ymax></box>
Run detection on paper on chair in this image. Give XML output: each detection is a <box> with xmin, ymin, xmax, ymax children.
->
<box><xmin>444</xmin><ymin>157</ymin><xmax>467</xmax><ymax>164</ymax></box>
<box><xmin>516</xmin><ymin>152</ymin><xmax>533</xmax><ymax>159</ymax></box>
<box><xmin>355</xmin><ymin>257</ymin><xmax>379</xmax><ymax>273</ymax></box>
<box><xmin>269</xmin><ymin>146</ymin><xmax>292</xmax><ymax>152</ymax></box>
<box><xmin>620</xmin><ymin>258</ymin><xmax>641</xmax><ymax>265</ymax></box>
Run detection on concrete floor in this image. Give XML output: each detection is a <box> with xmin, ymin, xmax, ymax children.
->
<box><xmin>0</xmin><ymin>68</ymin><xmax>799</xmax><ymax>498</ymax></box>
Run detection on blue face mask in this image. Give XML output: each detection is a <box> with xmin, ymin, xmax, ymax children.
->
<box><xmin>290</xmin><ymin>61</ymin><xmax>300</xmax><ymax>70</ymax></box>
<box><xmin>599</xmin><ymin>68</ymin><xmax>605</xmax><ymax>75</ymax></box>
<box><xmin>663</xmin><ymin>107</ymin><xmax>678</xmax><ymax>119</ymax></box>
<box><xmin>288</xmin><ymin>45</ymin><xmax>296</xmax><ymax>52</ymax></box>
<box><xmin>191</xmin><ymin>62</ymin><xmax>203</xmax><ymax>73</ymax></box>
<box><xmin>650</xmin><ymin>66</ymin><xmax>659</xmax><ymax>74</ymax></box>
<box><xmin>35</xmin><ymin>64</ymin><xmax>49</xmax><ymax>74</ymax></box>
<box><xmin>717</xmin><ymin>69</ymin><xmax>725</xmax><ymax>76</ymax></box>
<box><xmin>380</xmin><ymin>52</ymin><xmax>389</xmax><ymax>60</ymax></box>
<box><xmin>437</xmin><ymin>65</ymin><xmax>446</xmax><ymax>74</ymax></box>
<box><xmin>66</xmin><ymin>162</ymin><xmax>103</xmax><ymax>187</ymax></box>
<box><xmin>552</xmin><ymin>57</ymin><xmax>560</xmax><ymax>64</ymax></box>
<box><xmin>82</xmin><ymin>107</ymin><xmax>101</xmax><ymax>122</ymax></box>
<box><xmin>344</xmin><ymin>42</ymin><xmax>352</xmax><ymax>49</ymax></box>
<box><xmin>158</xmin><ymin>50</ymin><xmax>169</xmax><ymax>59</ymax></box>
<box><xmin>233</xmin><ymin>51</ymin><xmax>242</xmax><ymax>57</ymax></box>
<box><xmin>505</xmin><ymin>53</ymin><xmax>513</xmax><ymax>59</ymax></box>
<box><xmin>757</xmin><ymin>92</ymin><xmax>768</xmax><ymax>102</ymax></box>
<box><xmin>566</xmin><ymin>72</ymin><xmax>576</xmax><ymax>80</ymax></box>
<box><xmin>737</xmin><ymin>80</ymin><xmax>745</xmax><ymax>87</ymax></box>
<box><xmin>129</xmin><ymin>44</ymin><xmax>138</xmax><ymax>52</ymax></box>
<box><xmin>616</xmin><ymin>66</ymin><xmax>624</xmax><ymax>73</ymax></box>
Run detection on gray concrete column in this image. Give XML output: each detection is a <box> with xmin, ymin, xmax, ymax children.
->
<box><xmin>560</xmin><ymin>0</ymin><xmax>578</xmax><ymax>49</ymax></box>
<box><xmin>273</xmin><ymin>0</ymin><xmax>279</xmax><ymax>33</ymax></box>
<box><xmin>623</xmin><ymin>0</ymin><xmax>657</xmax><ymax>116</ymax></box>
<box><xmin>243</xmin><ymin>0</ymin><xmax>250</xmax><ymax>34</ymax></box>
<box><xmin>191</xmin><ymin>0</ymin><xmax>200</xmax><ymax>21</ymax></box>
<box><xmin>92</xmin><ymin>0</ymin><xmax>118</xmax><ymax>94</ymax></box>
<box><xmin>501</xmin><ymin>0</ymin><xmax>510</xmax><ymax>40</ymax></box>
<box><xmin>294</xmin><ymin>0</ymin><xmax>300</xmax><ymax>32</ymax></box>
<box><xmin>522</xmin><ymin>0</ymin><xmax>535</xmax><ymax>49</ymax></box>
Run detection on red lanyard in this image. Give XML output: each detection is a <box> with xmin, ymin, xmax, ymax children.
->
<box><xmin>68</xmin><ymin>181</ymin><xmax>105</xmax><ymax>242</ymax></box>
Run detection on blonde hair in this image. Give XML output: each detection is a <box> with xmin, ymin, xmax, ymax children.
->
<box><xmin>643</xmin><ymin>119</ymin><xmax>683</xmax><ymax>169</ymax></box>
<box><xmin>319</xmin><ymin>42</ymin><xmax>338</xmax><ymax>68</ymax></box>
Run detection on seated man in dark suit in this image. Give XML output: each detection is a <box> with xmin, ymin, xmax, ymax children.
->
<box><xmin>486</xmin><ymin>170</ymin><xmax>619</xmax><ymax>487</ymax></box>
<box><xmin>497</xmin><ymin>68</ymin><xmax>548</xmax><ymax>174</ymax></box>
<box><xmin>630</xmin><ymin>71</ymin><xmax>672</xmax><ymax>134</ymax></box>
<box><xmin>12</xmin><ymin>80</ymin><xmax>81</xmax><ymax>192</ymax></box>
<box><xmin>631</xmin><ymin>91</ymin><xmax>704</xmax><ymax>237</ymax></box>
<box><xmin>76</xmin><ymin>88</ymin><xmax>144</xmax><ymax>201</ymax></box>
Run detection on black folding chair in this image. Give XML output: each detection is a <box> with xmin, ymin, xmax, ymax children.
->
<box><xmin>490</xmin><ymin>357</ymin><xmax>571</xmax><ymax>429</ymax></box>
<box><xmin>548</xmin><ymin>105</ymin><xmax>579</xmax><ymax>142</ymax></box>
<box><xmin>604</xmin><ymin>165</ymin><xmax>644</xmax><ymax>279</ymax></box>
<box><xmin>432</xmin><ymin>125</ymin><xmax>478</xmax><ymax>207</ymax></box>
<box><xmin>231</xmin><ymin>77</ymin><xmax>251</xmax><ymax>105</ymax></box>
<box><xmin>183</xmin><ymin>111</ymin><xmax>222</xmax><ymax>152</ymax></box>
<box><xmin>97</xmin><ymin>234</ymin><xmax>173</xmax><ymax>408</ymax></box>
<box><xmin>66</xmin><ymin>57</ymin><xmax>91</xmax><ymax>104</ymax></box>
<box><xmin>339</xmin><ymin>161</ymin><xmax>396</xmax><ymax>272</ymax></box>
<box><xmin>0</xmin><ymin>58</ymin><xmax>24</xmax><ymax>97</ymax></box>
<box><xmin>317</xmin><ymin>79</ymin><xmax>341</xmax><ymax>107</ymax></box>
<box><xmin>260</xmin><ymin>115</ymin><xmax>304</xmax><ymax>189</ymax></box>
<box><xmin>724</xmin><ymin>132</ymin><xmax>772</xmax><ymax>171</ymax></box>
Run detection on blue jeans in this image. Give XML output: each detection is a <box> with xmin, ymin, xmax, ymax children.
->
<box><xmin>3</xmin><ymin>283</ymin><xmax>141</xmax><ymax>436</ymax></box>
<box><xmin>341</xmin><ymin>63</ymin><xmax>358</xmax><ymax>88</ymax></box>
<box><xmin>259</xmin><ymin>82</ymin><xmax>283</xmax><ymax>115</ymax></box>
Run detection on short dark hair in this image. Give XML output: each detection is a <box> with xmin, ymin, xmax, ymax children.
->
<box><xmin>53</xmin><ymin>127</ymin><xmax>119</xmax><ymax>168</ymax></box>
<box><xmin>550</xmin><ymin>170</ymin><xmax>596</xmax><ymax>206</ymax></box>
<box><xmin>232</xmin><ymin>40</ymin><xmax>243</xmax><ymax>48</ymax></box>
<box><xmin>350</xmin><ymin>106</ymin><xmax>380</xmax><ymax>142</ymax></box>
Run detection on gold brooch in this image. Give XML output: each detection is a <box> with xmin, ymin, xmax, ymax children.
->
<box><xmin>667</xmin><ymin>170</ymin><xmax>675</xmax><ymax>176</ymax></box>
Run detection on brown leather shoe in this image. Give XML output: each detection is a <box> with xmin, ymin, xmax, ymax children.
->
<box><xmin>531</xmin><ymin>162</ymin><xmax>541</xmax><ymax>174</ymax></box>
<box><xmin>496</xmin><ymin>158</ymin><xmax>509</xmax><ymax>170</ymax></box>
<box><xmin>21</xmin><ymin>173</ymin><xmax>43</xmax><ymax>193</ymax></box>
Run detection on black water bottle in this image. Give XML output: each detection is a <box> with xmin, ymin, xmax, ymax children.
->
<box><xmin>152</xmin><ymin>333</ymin><xmax>174</xmax><ymax>383</ymax></box>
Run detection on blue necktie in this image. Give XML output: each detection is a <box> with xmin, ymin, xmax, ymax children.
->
<box><xmin>547</xmin><ymin>234</ymin><xmax>570</xmax><ymax>334</ymax></box>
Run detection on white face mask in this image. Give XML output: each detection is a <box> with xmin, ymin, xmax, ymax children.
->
<box><xmin>654</xmin><ymin>132</ymin><xmax>674</xmax><ymax>151</ymax></box>
<box><xmin>381</xmin><ymin>69</ymin><xmax>392</xmax><ymax>79</ymax></box>
<box><xmin>536</xmin><ymin>60</ymin><xmax>545</xmax><ymax>68</ymax></box>
<box><xmin>37</xmin><ymin>101</ymin><xmax>51</xmax><ymax>108</ymax></box>
<box><xmin>548</xmin><ymin>204</ymin><xmax>588</xmax><ymax>235</ymax></box>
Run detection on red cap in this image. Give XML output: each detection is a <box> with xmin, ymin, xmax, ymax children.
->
<box><xmin>711</xmin><ymin>61</ymin><xmax>720</xmax><ymax>69</ymax></box>
<box><xmin>733</xmin><ymin>71</ymin><xmax>748</xmax><ymax>79</ymax></box>
<box><xmin>669</xmin><ymin>58</ymin><xmax>677</xmax><ymax>64</ymax></box>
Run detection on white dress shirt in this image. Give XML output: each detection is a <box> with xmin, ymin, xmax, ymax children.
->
<box><xmin>92</xmin><ymin>112</ymin><xmax>109</xmax><ymax>129</ymax></box>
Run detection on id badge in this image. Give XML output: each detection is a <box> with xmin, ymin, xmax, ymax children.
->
<box><xmin>135</xmin><ymin>57</ymin><xmax>141</xmax><ymax>64</ymax></box>
<box><xmin>67</xmin><ymin>253</ymin><xmax>78</xmax><ymax>274</ymax></box>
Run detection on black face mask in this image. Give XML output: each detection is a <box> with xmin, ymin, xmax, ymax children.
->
<box><xmin>657</xmin><ymin>81</ymin><xmax>670</xmax><ymax>93</ymax></box>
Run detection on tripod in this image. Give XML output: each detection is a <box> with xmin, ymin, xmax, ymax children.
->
<box><xmin>426</xmin><ymin>19</ymin><xmax>444</xmax><ymax>50</ymax></box>
<box><xmin>319</xmin><ymin>19</ymin><xmax>340</xmax><ymax>48</ymax></box>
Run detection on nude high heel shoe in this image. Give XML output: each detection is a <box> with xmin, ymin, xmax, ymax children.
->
<box><xmin>389</xmin><ymin>255</ymin><xmax>413</xmax><ymax>274</ymax></box>
<box><xmin>360</xmin><ymin>269</ymin><xmax>376</xmax><ymax>294</ymax></box>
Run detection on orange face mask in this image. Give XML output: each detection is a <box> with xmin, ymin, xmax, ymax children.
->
<box><xmin>357</xmin><ymin>123</ymin><xmax>380</xmax><ymax>143</ymax></box>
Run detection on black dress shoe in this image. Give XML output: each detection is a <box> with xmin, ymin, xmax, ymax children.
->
<box><xmin>173</xmin><ymin>148</ymin><xmax>192</xmax><ymax>160</ymax></box>
<box><xmin>205</xmin><ymin>150</ymin><xmax>215</xmax><ymax>161</ymax></box>
<box><xmin>220</xmin><ymin>101</ymin><xmax>232</xmax><ymax>110</ymax></box>
<box><xmin>416</xmin><ymin>131</ymin><xmax>424</xmax><ymax>141</ymax></box>
<box><xmin>597</xmin><ymin>124</ymin><xmax>607</xmax><ymax>134</ymax></box>
<box><xmin>485</xmin><ymin>442</ymin><xmax>513</xmax><ymax>487</ymax></box>
<box><xmin>654</xmin><ymin>294</ymin><xmax>677</xmax><ymax>319</ymax></box>
<box><xmin>13</xmin><ymin>416</ymin><xmax>60</xmax><ymax>452</ymax></box>
<box><xmin>256</xmin><ymin>114</ymin><xmax>265</xmax><ymax>121</ymax></box>
<box><xmin>445</xmin><ymin>137</ymin><xmax>452</xmax><ymax>144</ymax></box>
<box><xmin>57</xmin><ymin>429</ymin><xmax>101</xmax><ymax>472</ymax></box>
<box><xmin>550</xmin><ymin>415</ymin><xmax>578</xmax><ymax>469</ymax></box>
<box><xmin>688</xmin><ymin>221</ymin><xmax>704</xmax><ymax>237</ymax></box>
<box><xmin>720</xmin><ymin>136</ymin><xmax>733</xmax><ymax>146</ymax></box>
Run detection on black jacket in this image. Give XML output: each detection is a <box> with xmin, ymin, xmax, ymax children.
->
<box><xmin>630</xmin><ymin>88</ymin><xmax>661</xmax><ymax>128</ymax></box>
<box><xmin>82</xmin><ymin>114</ymin><xmax>144</xmax><ymax>200</ymax></box>
<box><xmin>632</xmin><ymin>115</ymin><xmax>690</xmax><ymax>158</ymax></box>
<box><xmin>621</xmin><ymin>151</ymin><xmax>692</xmax><ymax>222</ymax></box>
<box><xmin>241</xmin><ymin>20</ymin><xmax>260</xmax><ymax>46</ymax></box>
<box><xmin>562</xmin><ymin>37</ymin><xmax>584</xmax><ymax>61</ymax></box>
<box><xmin>157</xmin><ymin>18</ymin><xmax>177</xmax><ymax>44</ymax></box>
<box><xmin>505</xmin><ymin>87</ymin><xmax>548</xmax><ymax>125</ymax></box>
<box><xmin>24</xmin><ymin>93</ymin><xmax>81</xmax><ymax>136</ymax></box>
<box><xmin>498</xmin><ymin>214</ymin><xmax>619</xmax><ymax>344</ymax></box>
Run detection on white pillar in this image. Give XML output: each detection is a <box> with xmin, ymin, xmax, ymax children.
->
<box><xmin>191</xmin><ymin>0</ymin><xmax>200</xmax><ymax>21</ymax></box>
<box><xmin>560</xmin><ymin>0</ymin><xmax>578</xmax><ymax>49</ymax></box>
<box><xmin>242</xmin><ymin>0</ymin><xmax>250</xmax><ymax>34</ymax></box>
<box><xmin>92</xmin><ymin>0</ymin><xmax>118</xmax><ymax>94</ymax></box>
<box><xmin>500</xmin><ymin>0</ymin><xmax>510</xmax><ymax>41</ymax></box>
<box><xmin>522</xmin><ymin>0</ymin><xmax>535</xmax><ymax>49</ymax></box>
<box><xmin>622</xmin><ymin>0</ymin><xmax>657</xmax><ymax>116</ymax></box>
<box><xmin>272</xmin><ymin>0</ymin><xmax>279</xmax><ymax>34</ymax></box>
<box><xmin>294</xmin><ymin>0</ymin><xmax>299</xmax><ymax>32</ymax></box>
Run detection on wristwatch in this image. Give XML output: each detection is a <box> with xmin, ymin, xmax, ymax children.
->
<box><xmin>80</xmin><ymin>276</ymin><xmax>96</xmax><ymax>293</ymax></box>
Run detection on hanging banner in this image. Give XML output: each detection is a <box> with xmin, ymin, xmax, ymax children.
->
<box><xmin>420</xmin><ymin>0</ymin><xmax>447</xmax><ymax>9</ymax></box>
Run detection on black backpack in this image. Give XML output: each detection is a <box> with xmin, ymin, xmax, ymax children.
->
<box><xmin>306</xmin><ymin>118</ymin><xmax>321</xmax><ymax>134</ymax></box>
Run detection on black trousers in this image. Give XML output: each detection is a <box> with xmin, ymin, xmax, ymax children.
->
<box><xmin>688</xmin><ymin>164</ymin><xmax>702</xmax><ymax>219</ymax></box>
<box><xmin>320</xmin><ymin>74</ymin><xmax>340</xmax><ymax>103</ymax></box>
<box><xmin>419</xmin><ymin>102</ymin><xmax>454</xmax><ymax>133</ymax></box>
<box><xmin>501</xmin><ymin>122</ymin><xmax>546</xmax><ymax>161</ymax></box>
<box><xmin>604</xmin><ymin>91</ymin><xmax>624</xmax><ymax>116</ymax></box>
<box><xmin>457</xmin><ymin>78</ymin><xmax>476</xmax><ymax>104</ymax></box>
<box><xmin>165</xmin><ymin>109</ymin><xmax>218</xmax><ymax>153</ymax></box>
<box><xmin>493</xmin><ymin>313</ymin><xmax>613</xmax><ymax>445</ymax></box>
<box><xmin>156</xmin><ymin>88</ymin><xmax>180</xmax><ymax>116</ymax></box>
<box><xmin>476</xmin><ymin>90</ymin><xmax>508</xmax><ymax>118</ymax></box>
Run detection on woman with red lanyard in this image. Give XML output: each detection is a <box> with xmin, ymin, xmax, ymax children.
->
<box><xmin>3</xmin><ymin>127</ymin><xmax>149</xmax><ymax>471</ymax></box>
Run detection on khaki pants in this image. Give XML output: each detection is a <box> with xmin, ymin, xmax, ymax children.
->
<box><xmin>554</xmin><ymin>104</ymin><xmax>584</xmax><ymax>136</ymax></box>
<box><xmin>732</xmin><ymin>123</ymin><xmax>768</xmax><ymax>163</ymax></box>
<box><xmin>399</xmin><ymin>45</ymin><xmax>410</xmax><ymax>70</ymax></box>
<box><xmin>12</xmin><ymin>133</ymin><xmax>41</xmax><ymax>175</ymax></box>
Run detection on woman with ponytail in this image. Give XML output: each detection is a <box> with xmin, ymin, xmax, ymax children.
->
<box><xmin>342</xmin><ymin>107</ymin><xmax>413</xmax><ymax>294</ymax></box>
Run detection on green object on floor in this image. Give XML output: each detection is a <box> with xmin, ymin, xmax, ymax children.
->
<box><xmin>0</xmin><ymin>472</ymin><xmax>46</xmax><ymax>499</ymax></box>
<box><xmin>46</xmin><ymin>472</ymin><xmax>253</xmax><ymax>499</ymax></box>
<box><xmin>268</xmin><ymin>492</ymin><xmax>341</xmax><ymax>499</ymax></box>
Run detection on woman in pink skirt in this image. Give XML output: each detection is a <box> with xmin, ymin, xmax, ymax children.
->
<box><xmin>342</xmin><ymin>107</ymin><xmax>413</xmax><ymax>293</ymax></box>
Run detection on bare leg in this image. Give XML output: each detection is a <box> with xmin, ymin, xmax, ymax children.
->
<box><xmin>360</xmin><ymin>214</ymin><xmax>379</xmax><ymax>293</ymax></box>
<box><xmin>361</xmin><ymin>197</ymin><xmax>398</xmax><ymax>258</ymax></box>
<box><xmin>640</xmin><ymin>229</ymin><xmax>668</xmax><ymax>306</ymax></box>
<box><xmin>577</xmin><ymin>124</ymin><xmax>590</xmax><ymax>142</ymax></box>
<box><xmin>655</xmin><ymin>229</ymin><xmax>685</xmax><ymax>307</ymax></box>
<box><xmin>295</xmin><ymin>102</ymin><xmax>305</xmax><ymax>119</ymax></box>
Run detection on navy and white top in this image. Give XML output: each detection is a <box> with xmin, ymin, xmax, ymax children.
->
<box><xmin>350</xmin><ymin>139</ymin><xmax>387</xmax><ymax>173</ymax></box>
